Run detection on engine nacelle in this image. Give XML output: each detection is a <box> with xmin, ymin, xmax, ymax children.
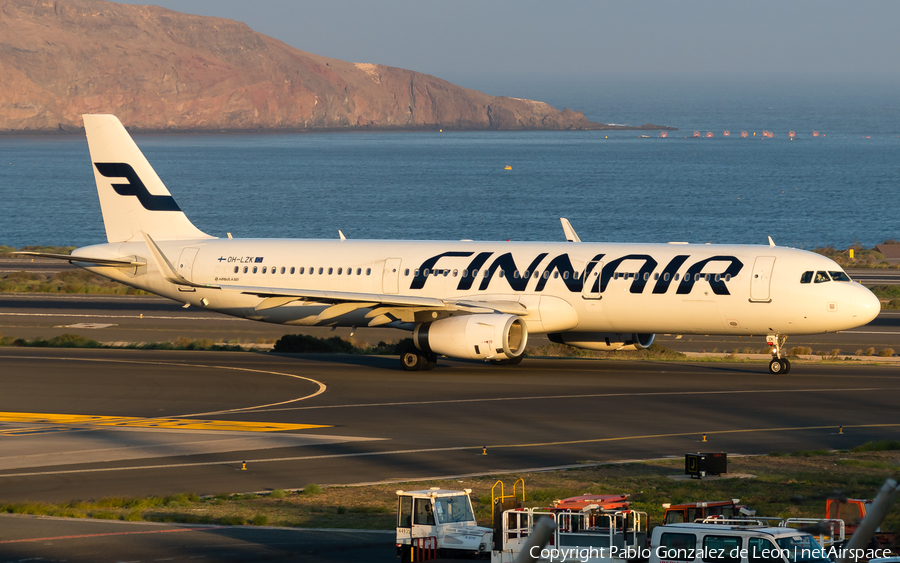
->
<box><xmin>547</xmin><ymin>332</ymin><xmax>655</xmax><ymax>351</ymax></box>
<box><xmin>414</xmin><ymin>313</ymin><xmax>528</xmax><ymax>361</ymax></box>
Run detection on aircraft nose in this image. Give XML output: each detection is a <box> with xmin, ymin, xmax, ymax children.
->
<box><xmin>850</xmin><ymin>286</ymin><xmax>881</xmax><ymax>326</ymax></box>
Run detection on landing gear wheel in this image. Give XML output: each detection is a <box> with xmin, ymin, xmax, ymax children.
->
<box><xmin>422</xmin><ymin>353</ymin><xmax>437</xmax><ymax>371</ymax></box>
<box><xmin>781</xmin><ymin>358</ymin><xmax>791</xmax><ymax>374</ymax></box>
<box><xmin>400</xmin><ymin>345</ymin><xmax>426</xmax><ymax>372</ymax></box>
<box><xmin>769</xmin><ymin>358</ymin><xmax>789</xmax><ymax>374</ymax></box>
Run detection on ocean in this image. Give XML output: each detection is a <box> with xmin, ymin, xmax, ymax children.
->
<box><xmin>1</xmin><ymin>73</ymin><xmax>898</xmax><ymax>249</ymax></box>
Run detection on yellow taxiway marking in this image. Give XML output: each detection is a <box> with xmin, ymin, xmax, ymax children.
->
<box><xmin>0</xmin><ymin>412</ymin><xmax>330</xmax><ymax>432</ymax></box>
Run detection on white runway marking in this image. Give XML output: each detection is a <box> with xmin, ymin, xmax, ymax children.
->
<box><xmin>249</xmin><ymin>386</ymin><xmax>900</xmax><ymax>413</ymax></box>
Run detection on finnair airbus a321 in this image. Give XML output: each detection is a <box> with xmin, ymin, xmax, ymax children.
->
<box><xmin>20</xmin><ymin>115</ymin><xmax>881</xmax><ymax>374</ymax></box>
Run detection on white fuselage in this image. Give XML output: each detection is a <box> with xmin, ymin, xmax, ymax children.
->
<box><xmin>74</xmin><ymin>237</ymin><xmax>880</xmax><ymax>337</ymax></box>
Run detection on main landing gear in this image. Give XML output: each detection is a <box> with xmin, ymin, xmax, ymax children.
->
<box><xmin>400</xmin><ymin>344</ymin><xmax>436</xmax><ymax>372</ymax></box>
<box><xmin>766</xmin><ymin>334</ymin><xmax>791</xmax><ymax>374</ymax></box>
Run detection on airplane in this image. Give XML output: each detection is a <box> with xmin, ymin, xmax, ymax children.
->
<box><xmin>17</xmin><ymin>114</ymin><xmax>881</xmax><ymax>374</ymax></box>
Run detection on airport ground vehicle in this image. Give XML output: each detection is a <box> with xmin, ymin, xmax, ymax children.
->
<box><xmin>826</xmin><ymin>498</ymin><xmax>897</xmax><ymax>551</ymax></box>
<box><xmin>662</xmin><ymin>500</ymin><xmax>751</xmax><ymax>524</ymax></box>
<box><xmin>650</xmin><ymin>522</ymin><xmax>834</xmax><ymax>563</ymax></box>
<box><xmin>491</xmin><ymin>493</ymin><xmax>647</xmax><ymax>562</ymax></box>
<box><xmin>395</xmin><ymin>487</ymin><xmax>493</xmax><ymax>561</ymax></box>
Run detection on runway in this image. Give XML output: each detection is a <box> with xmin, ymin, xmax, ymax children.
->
<box><xmin>1</xmin><ymin>347</ymin><xmax>899</xmax><ymax>505</ymax></box>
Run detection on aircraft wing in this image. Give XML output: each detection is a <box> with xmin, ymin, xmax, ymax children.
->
<box><xmin>220</xmin><ymin>283</ymin><xmax>527</xmax><ymax>315</ymax></box>
<box><xmin>11</xmin><ymin>251</ymin><xmax>146</xmax><ymax>267</ymax></box>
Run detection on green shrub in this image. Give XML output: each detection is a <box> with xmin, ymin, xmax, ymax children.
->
<box><xmin>851</xmin><ymin>440</ymin><xmax>900</xmax><ymax>452</ymax></box>
<box><xmin>269</xmin><ymin>489</ymin><xmax>286</xmax><ymax>499</ymax></box>
<box><xmin>218</xmin><ymin>515</ymin><xmax>246</xmax><ymax>526</ymax></box>
<box><xmin>302</xmin><ymin>483</ymin><xmax>323</xmax><ymax>495</ymax></box>
<box><xmin>250</xmin><ymin>515</ymin><xmax>269</xmax><ymax>526</ymax></box>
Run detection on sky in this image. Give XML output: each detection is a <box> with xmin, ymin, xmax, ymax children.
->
<box><xmin>116</xmin><ymin>0</ymin><xmax>900</xmax><ymax>84</ymax></box>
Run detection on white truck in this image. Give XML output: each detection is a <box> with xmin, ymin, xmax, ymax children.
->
<box><xmin>396</xmin><ymin>487</ymin><xmax>493</xmax><ymax>561</ymax></box>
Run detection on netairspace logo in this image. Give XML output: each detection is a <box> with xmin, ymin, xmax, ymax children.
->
<box><xmin>530</xmin><ymin>546</ymin><xmax>895</xmax><ymax>563</ymax></box>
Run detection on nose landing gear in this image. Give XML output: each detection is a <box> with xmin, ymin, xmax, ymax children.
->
<box><xmin>766</xmin><ymin>334</ymin><xmax>791</xmax><ymax>374</ymax></box>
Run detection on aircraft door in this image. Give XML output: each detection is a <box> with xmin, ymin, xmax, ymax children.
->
<box><xmin>749</xmin><ymin>256</ymin><xmax>776</xmax><ymax>302</ymax></box>
<box><xmin>383</xmin><ymin>258</ymin><xmax>401</xmax><ymax>294</ymax></box>
<box><xmin>176</xmin><ymin>247</ymin><xmax>200</xmax><ymax>282</ymax></box>
<box><xmin>582</xmin><ymin>262</ymin><xmax>603</xmax><ymax>299</ymax></box>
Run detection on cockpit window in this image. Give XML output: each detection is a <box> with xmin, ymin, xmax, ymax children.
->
<box><xmin>814</xmin><ymin>271</ymin><xmax>831</xmax><ymax>283</ymax></box>
<box><xmin>800</xmin><ymin>271</ymin><xmax>813</xmax><ymax>284</ymax></box>
<box><xmin>829</xmin><ymin>271</ymin><xmax>851</xmax><ymax>282</ymax></box>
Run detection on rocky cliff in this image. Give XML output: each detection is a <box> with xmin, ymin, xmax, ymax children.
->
<box><xmin>0</xmin><ymin>0</ymin><xmax>672</xmax><ymax>132</ymax></box>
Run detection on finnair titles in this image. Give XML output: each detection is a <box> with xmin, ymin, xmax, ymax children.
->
<box><xmin>19</xmin><ymin>115</ymin><xmax>880</xmax><ymax>374</ymax></box>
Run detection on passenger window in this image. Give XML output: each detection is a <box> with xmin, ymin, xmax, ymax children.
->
<box><xmin>499</xmin><ymin>270</ymin><xmax>505</xmax><ymax>278</ymax></box>
<box><xmin>554</xmin><ymin>272</ymin><xmax>559</xmax><ymax>279</ymax></box>
<box><xmin>654</xmin><ymin>273</ymin><xmax>659</xmax><ymax>280</ymax></box>
<box><xmin>453</xmin><ymin>269</ymin><xmax>458</xmax><ymax>277</ymax></box>
<box><xmin>658</xmin><ymin>533</ymin><xmax>697</xmax><ymax>561</ymax></box>
<box><xmin>443</xmin><ymin>270</ymin><xmax>449</xmax><ymax>277</ymax></box>
<box><xmin>404</xmin><ymin>269</ymin><xmax>409</xmax><ymax>276</ymax></box>
<box><xmin>366</xmin><ymin>268</ymin><xmax>371</xmax><ymax>275</ymax></box>
<box><xmin>574</xmin><ymin>272</ymin><xmax>580</xmax><ymax>280</ymax></box>
<box><xmin>800</xmin><ymin>271</ymin><xmax>813</xmax><ymax>284</ymax></box>
<box><xmin>524</xmin><ymin>270</ymin><xmax>530</xmax><ymax>278</ymax></box>
<box><xmin>290</xmin><ymin>267</ymin><xmax>295</xmax><ymax>274</ymax></box>
<box><xmin>233</xmin><ymin>266</ymin><xmax>238</xmax><ymax>273</ymax></box>
<box><xmin>318</xmin><ymin>267</ymin><xmax>323</xmax><ymax>275</ymax></box>
<box><xmin>262</xmin><ymin>266</ymin><xmax>267</xmax><ymax>274</ymax></box>
<box><xmin>347</xmin><ymin>267</ymin><xmax>351</xmax><ymax>275</ymax></box>
<box><xmin>253</xmin><ymin>266</ymin><xmax>258</xmax><ymax>274</ymax></box>
<box><xmin>357</xmin><ymin>268</ymin><xmax>362</xmax><ymax>275</ymax></box>
<box><xmin>664</xmin><ymin>273</ymin><xmax>670</xmax><ymax>282</ymax></box>
<box><xmin>243</xmin><ymin>266</ymin><xmax>248</xmax><ymax>274</ymax></box>
<box><xmin>328</xmin><ymin>267</ymin><xmax>333</xmax><ymax>275</ymax></box>
<box><xmin>563</xmin><ymin>272</ymin><xmax>569</xmax><ymax>280</ymax></box>
<box><xmin>829</xmin><ymin>271</ymin><xmax>851</xmax><ymax>282</ymax></box>
<box><xmin>280</xmin><ymin>267</ymin><xmax>286</xmax><ymax>274</ymax></box>
<box><xmin>748</xmin><ymin>537</ymin><xmax>783</xmax><ymax>563</ymax></box>
<box><xmin>337</xmin><ymin>268</ymin><xmax>342</xmax><ymax>275</ymax></box>
<box><xmin>675</xmin><ymin>273</ymin><xmax>680</xmax><ymax>281</ymax></box>
<box><xmin>815</xmin><ymin>271</ymin><xmax>830</xmax><ymax>283</ymax></box>
<box><xmin>725</xmin><ymin>274</ymin><xmax>731</xmax><ymax>281</ymax></box>
<box><xmin>299</xmin><ymin>267</ymin><xmax>304</xmax><ymax>274</ymax></box>
<box><xmin>703</xmin><ymin>535</ymin><xmax>742</xmax><ymax>563</ymax></box>
<box><xmin>644</xmin><ymin>272</ymin><xmax>650</xmax><ymax>281</ymax></box>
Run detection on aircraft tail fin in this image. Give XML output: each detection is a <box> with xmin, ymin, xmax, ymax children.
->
<box><xmin>82</xmin><ymin>114</ymin><xmax>213</xmax><ymax>243</ymax></box>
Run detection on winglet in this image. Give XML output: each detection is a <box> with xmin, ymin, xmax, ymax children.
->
<box><xmin>561</xmin><ymin>218</ymin><xmax>581</xmax><ymax>242</ymax></box>
<box><xmin>768</xmin><ymin>236</ymin><xmax>776</xmax><ymax>247</ymax></box>
<box><xmin>339</xmin><ymin>230</ymin><xmax>346</xmax><ymax>241</ymax></box>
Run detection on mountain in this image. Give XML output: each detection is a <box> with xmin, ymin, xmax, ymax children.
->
<box><xmin>0</xmin><ymin>0</ymin><xmax>672</xmax><ymax>133</ymax></box>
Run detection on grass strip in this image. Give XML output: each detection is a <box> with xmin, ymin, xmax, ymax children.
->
<box><xmin>1</xmin><ymin>448</ymin><xmax>897</xmax><ymax>531</ymax></box>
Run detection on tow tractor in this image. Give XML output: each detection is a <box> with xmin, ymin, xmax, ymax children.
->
<box><xmin>396</xmin><ymin>487</ymin><xmax>493</xmax><ymax>561</ymax></box>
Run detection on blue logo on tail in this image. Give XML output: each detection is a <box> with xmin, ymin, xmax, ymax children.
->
<box><xmin>94</xmin><ymin>162</ymin><xmax>181</xmax><ymax>212</ymax></box>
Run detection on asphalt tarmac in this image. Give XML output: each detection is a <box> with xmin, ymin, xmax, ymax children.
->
<box><xmin>2</xmin><ymin>347</ymin><xmax>899</xmax><ymax>506</ymax></box>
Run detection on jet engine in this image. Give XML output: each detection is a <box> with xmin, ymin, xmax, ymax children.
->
<box><xmin>547</xmin><ymin>332</ymin><xmax>655</xmax><ymax>351</ymax></box>
<box><xmin>413</xmin><ymin>313</ymin><xmax>528</xmax><ymax>361</ymax></box>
